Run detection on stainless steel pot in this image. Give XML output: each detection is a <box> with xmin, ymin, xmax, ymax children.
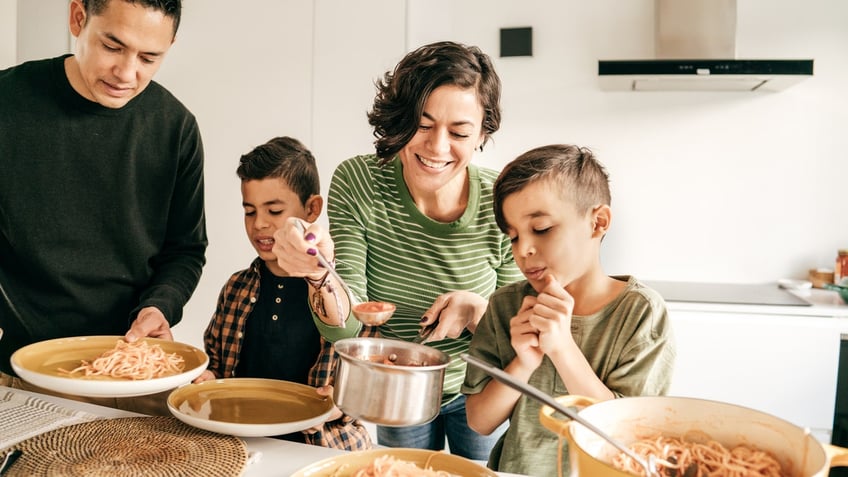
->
<box><xmin>333</xmin><ymin>337</ymin><xmax>450</xmax><ymax>426</ymax></box>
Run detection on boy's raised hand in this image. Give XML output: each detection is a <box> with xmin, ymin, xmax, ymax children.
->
<box><xmin>529</xmin><ymin>274</ymin><xmax>575</xmax><ymax>356</ymax></box>
<box><xmin>509</xmin><ymin>296</ymin><xmax>544</xmax><ymax>372</ymax></box>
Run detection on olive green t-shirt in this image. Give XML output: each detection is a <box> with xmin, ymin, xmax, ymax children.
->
<box><xmin>461</xmin><ymin>276</ymin><xmax>676</xmax><ymax>477</ymax></box>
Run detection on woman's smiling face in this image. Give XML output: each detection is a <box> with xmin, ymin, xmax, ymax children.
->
<box><xmin>398</xmin><ymin>84</ymin><xmax>484</xmax><ymax>195</ymax></box>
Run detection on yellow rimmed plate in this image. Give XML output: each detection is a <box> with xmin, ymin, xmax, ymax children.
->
<box><xmin>167</xmin><ymin>378</ymin><xmax>334</xmax><ymax>437</ymax></box>
<box><xmin>290</xmin><ymin>448</ymin><xmax>498</xmax><ymax>476</ymax></box>
<box><xmin>10</xmin><ymin>335</ymin><xmax>208</xmax><ymax>398</ymax></box>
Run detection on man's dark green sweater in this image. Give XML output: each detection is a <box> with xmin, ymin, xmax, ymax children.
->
<box><xmin>0</xmin><ymin>55</ymin><xmax>207</xmax><ymax>375</ymax></box>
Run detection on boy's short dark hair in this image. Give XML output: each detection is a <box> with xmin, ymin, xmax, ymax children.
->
<box><xmin>236</xmin><ymin>136</ymin><xmax>320</xmax><ymax>206</ymax></box>
<box><xmin>493</xmin><ymin>144</ymin><xmax>611</xmax><ymax>233</ymax></box>
<box><xmin>83</xmin><ymin>0</ymin><xmax>182</xmax><ymax>36</ymax></box>
<box><xmin>367</xmin><ymin>41</ymin><xmax>501</xmax><ymax>164</ymax></box>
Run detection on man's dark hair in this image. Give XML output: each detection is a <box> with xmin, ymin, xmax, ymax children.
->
<box><xmin>82</xmin><ymin>0</ymin><xmax>182</xmax><ymax>36</ymax></box>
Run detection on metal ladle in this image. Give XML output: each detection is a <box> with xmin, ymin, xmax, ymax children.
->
<box><xmin>461</xmin><ymin>354</ymin><xmax>661</xmax><ymax>477</ymax></box>
<box><xmin>293</xmin><ymin>221</ymin><xmax>395</xmax><ymax>326</ymax></box>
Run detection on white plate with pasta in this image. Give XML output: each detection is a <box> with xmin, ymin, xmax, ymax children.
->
<box><xmin>10</xmin><ymin>335</ymin><xmax>208</xmax><ymax>397</ymax></box>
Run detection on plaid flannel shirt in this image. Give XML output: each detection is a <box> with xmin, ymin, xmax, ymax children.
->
<box><xmin>202</xmin><ymin>257</ymin><xmax>372</xmax><ymax>450</ymax></box>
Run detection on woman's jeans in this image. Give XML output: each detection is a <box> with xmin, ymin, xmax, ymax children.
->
<box><xmin>376</xmin><ymin>394</ymin><xmax>507</xmax><ymax>461</ymax></box>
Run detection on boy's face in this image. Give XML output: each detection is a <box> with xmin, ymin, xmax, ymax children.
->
<box><xmin>501</xmin><ymin>179</ymin><xmax>606</xmax><ymax>292</ymax></box>
<box><xmin>242</xmin><ymin>178</ymin><xmax>319</xmax><ymax>274</ymax></box>
<box><xmin>65</xmin><ymin>0</ymin><xmax>175</xmax><ymax>109</ymax></box>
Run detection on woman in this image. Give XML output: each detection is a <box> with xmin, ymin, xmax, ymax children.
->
<box><xmin>273</xmin><ymin>41</ymin><xmax>522</xmax><ymax>460</ymax></box>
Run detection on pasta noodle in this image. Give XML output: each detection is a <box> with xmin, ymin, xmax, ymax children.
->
<box><xmin>59</xmin><ymin>339</ymin><xmax>185</xmax><ymax>380</ymax></box>
<box><xmin>334</xmin><ymin>455</ymin><xmax>459</xmax><ymax>477</ymax></box>
<box><xmin>611</xmin><ymin>434</ymin><xmax>784</xmax><ymax>477</ymax></box>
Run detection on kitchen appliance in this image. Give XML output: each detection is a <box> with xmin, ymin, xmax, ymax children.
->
<box><xmin>831</xmin><ymin>334</ymin><xmax>848</xmax><ymax>477</ymax></box>
<box><xmin>644</xmin><ymin>280</ymin><xmax>812</xmax><ymax>306</ymax></box>
<box><xmin>598</xmin><ymin>0</ymin><xmax>813</xmax><ymax>91</ymax></box>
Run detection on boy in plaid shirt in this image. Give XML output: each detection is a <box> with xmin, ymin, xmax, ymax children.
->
<box><xmin>195</xmin><ymin>137</ymin><xmax>371</xmax><ymax>450</ymax></box>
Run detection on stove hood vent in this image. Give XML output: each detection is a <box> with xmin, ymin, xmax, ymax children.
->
<box><xmin>598</xmin><ymin>0</ymin><xmax>813</xmax><ymax>92</ymax></box>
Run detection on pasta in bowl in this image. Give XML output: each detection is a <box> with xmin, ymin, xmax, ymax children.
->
<box><xmin>290</xmin><ymin>448</ymin><xmax>497</xmax><ymax>477</ymax></box>
<box><xmin>11</xmin><ymin>335</ymin><xmax>208</xmax><ymax>397</ymax></box>
<box><xmin>539</xmin><ymin>395</ymin><xmax>848</xmax><ymax>477</ymax></box>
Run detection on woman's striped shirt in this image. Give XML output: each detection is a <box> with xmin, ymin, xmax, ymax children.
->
<box><xmin>327</xmin><ymin>154</ymin><xmax>523</xmax><ymax>402</ymax></box>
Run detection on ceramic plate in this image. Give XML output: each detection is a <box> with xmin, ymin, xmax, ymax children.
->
<box><xmin>290</xmin><ymin>448</ymin><xmax>498</xmax><ymax>477</ymax></box>
<box><xmin>167</xmin><ymin>378</ymin><xmax>334</xmax><ymax>437</ymax></box>
<box><xmin>10</xmin><ymin>335</ymin><xmax>208</xmax><ymax>398</ymax></box>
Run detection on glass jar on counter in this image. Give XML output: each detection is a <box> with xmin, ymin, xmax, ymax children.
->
<box><xmin>836</xmin><ymin>249</ymin><xmax>848</xmax><ymax>284</ymax></box>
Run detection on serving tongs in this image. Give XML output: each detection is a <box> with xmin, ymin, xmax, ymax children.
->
<box><xmin>461</xmin><ymin>353</ymin><xmax>662</xmax><ymax>477</ymax></box>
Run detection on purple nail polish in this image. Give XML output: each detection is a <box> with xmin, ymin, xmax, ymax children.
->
<box><xmin>307</xmin><ymin>248</ymin><xmax>317</xmax><ymax>256</ymax></box>
<box><xmin>420</xmin><ymin>316</ymin><xmax>428</xmax><ymax>323</ymax></box>
<box><xmin>305</xmin><ymin>232</ymin><xmax>316</xmax><ymax>242</ymax></box>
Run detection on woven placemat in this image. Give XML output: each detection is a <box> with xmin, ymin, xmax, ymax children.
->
<box><xmin>1</xmin><ymin>416</ymin><xmax>248</xmax><ymax>477</ymax></box>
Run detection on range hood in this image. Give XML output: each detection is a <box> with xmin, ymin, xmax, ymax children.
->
<box><xmin>598</xmin><ymin>0</ymin><xmax>813</xmax><ymax>92</ymax></box>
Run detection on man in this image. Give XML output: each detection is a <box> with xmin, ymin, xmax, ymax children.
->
<box><xmin>0</xmin><ymin>0</ymin><xmax>206</xmax><ymax>414</ymax></box>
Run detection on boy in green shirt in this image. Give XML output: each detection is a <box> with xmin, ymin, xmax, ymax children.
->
<box><xmin>462</xmin><ymin>144</ymin><xmax>676</xmax><ymax>476</ymax></box>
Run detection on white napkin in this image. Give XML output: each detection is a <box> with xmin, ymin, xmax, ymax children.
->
<box><xmin>0</xmin><ymin>389</ymin><xmax>101</xmax><ymax>449</ymax></box>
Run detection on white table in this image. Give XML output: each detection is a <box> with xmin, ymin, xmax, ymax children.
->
<box><xmin>1</xmin><ymin>385</ymin><xmax>524</xmax><ymax>476</ymax></box>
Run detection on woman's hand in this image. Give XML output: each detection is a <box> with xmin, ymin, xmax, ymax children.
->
<box><xmin>419</xmin><ymin>290</ymin><xmax>488</xmax><ymax>342</ymax></box>
<box><xmin>304</xmin><ymin>385</ymin><xmax>343</xmax><ymax>434</ymax></box>
<box><xmin>272</xmin><ymin>218</ymin><xmax>334</xmax><ymax>281</ymax></box>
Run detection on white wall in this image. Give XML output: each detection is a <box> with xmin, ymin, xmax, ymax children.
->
<box><xmin>0</xmin><ymin>0</ymin><xmax>16</xmax><ymax>67</ymax></box>
<box><xmin>10</xmin><ymin>0</ymin><xmax>69</xmax><ymax>61</ymax></box>
<box><xmin>5</xmin><ymin>0</ymin><xmax>847</xmax><ymax>349</ymax></box>
<box><xmin>150</xmin><ymin>0</ymin><xmax>407</xmax><ymax>345</ymax></box>
<box><xmin>404</xmin><ymin>0</ymin><xmax>847</xmax><ymax>286</ymax></box>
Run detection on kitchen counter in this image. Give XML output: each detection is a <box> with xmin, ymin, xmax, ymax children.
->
<box><xmin>644</xmin><ymin>280</ymin><xmax>848</xmax><ymax>317</ymax></box>
<box><xmin>656</xmin><ymin>282</ymin><xmax>848</xmax><ymax>443</ymax></box>
<box><xmin>0</xmin><ymin>386</ymin><xmax>524</xmax><ymax>476</ymax></box>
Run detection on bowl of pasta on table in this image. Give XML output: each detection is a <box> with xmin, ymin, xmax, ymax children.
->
<box><xmin>10</xmin><ymin>335</ymin><xmax>208</xmax><ymax>397</ymax></box>
<box><xmin>539</xmin><ymin>394</ymin><xmax>848</xmax><ymax>477</ymax></box>
<box><xmin>290</xmin><ymin>448</ymin><xmax>497</xmax><ymax>477</ymax></box>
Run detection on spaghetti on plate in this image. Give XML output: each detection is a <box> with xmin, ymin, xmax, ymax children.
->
<box><xmin>59</xmin><ymin>339</ymin><xmax>186</xmax><ymax>380</ymax></box>
<box><xmin>334</xmin><ymin>455</ymin><xmax>459</xmax><ymax>477</ymax></box>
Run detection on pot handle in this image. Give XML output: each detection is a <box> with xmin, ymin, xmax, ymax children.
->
<box><xmin>826</xmin><ymin>444</ymin><xmax>848</xmax><ymax>468</ymax></box>
<box><xmin>539</xmin><ymin>394</ymin><xmax>599</xmax><ymax>435</ymax></box>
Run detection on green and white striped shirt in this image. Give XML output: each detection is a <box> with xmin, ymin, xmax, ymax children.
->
<box><xmin>328</xmin><ymin>154</ymin><xmax>523</xmax><ymax>402</ymax></box>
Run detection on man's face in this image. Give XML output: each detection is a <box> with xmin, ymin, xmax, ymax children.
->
<box><xmin>66</xmin><ymin>0</ymin><xmax>175</xmax><ymax>109</ymax></box>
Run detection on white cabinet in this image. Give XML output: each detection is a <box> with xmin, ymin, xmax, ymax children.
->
<box><xmin>668</xmin><ymin>308</ymin><xmax>848</xmax><ymax>443</ymax></box>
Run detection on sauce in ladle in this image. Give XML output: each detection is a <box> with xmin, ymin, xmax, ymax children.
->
<box><xmin>352</xmin><ymin>301</ymin><xmax>396</xmax><ymax>326</ymax></box>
